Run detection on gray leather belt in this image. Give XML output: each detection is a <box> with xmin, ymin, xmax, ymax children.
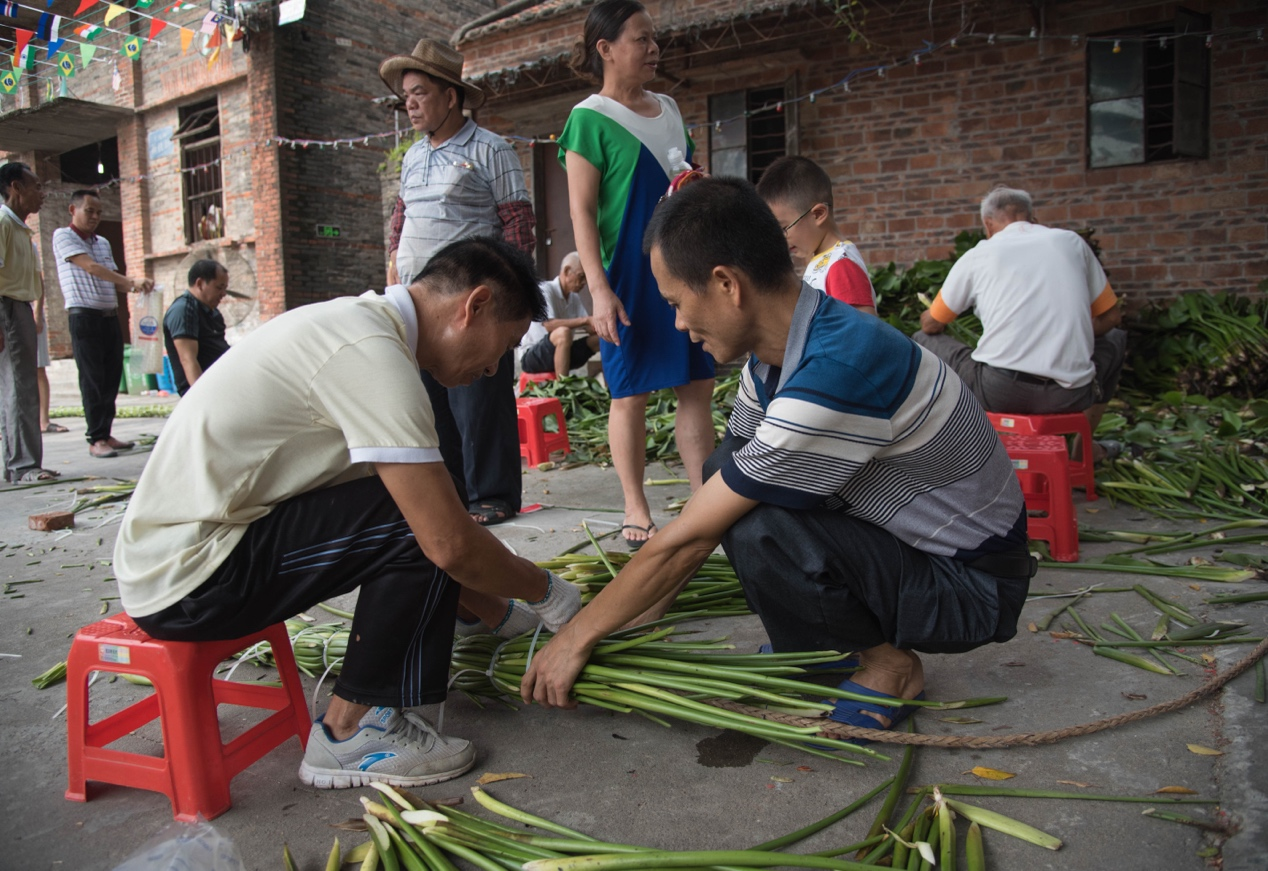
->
<box><xmin>67</xmin><ymin>307</ymin><xmax>117</xmax><ymax>317</ymax></box>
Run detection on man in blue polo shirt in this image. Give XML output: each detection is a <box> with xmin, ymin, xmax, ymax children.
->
<box><xmin>522</xmin><ymin>178</ymin><xmax>1035</xmax><ymax>740</ymax></box>
<box><xmin>163</xmin><ymin>259</ymin><xmax>234</xmax><ymax>395</ymax></box>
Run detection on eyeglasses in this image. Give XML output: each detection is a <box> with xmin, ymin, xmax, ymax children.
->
<box><xmin>782</xmin><ymin>204</ymin><xmax>819</xmax><ymax>234</ymax></box>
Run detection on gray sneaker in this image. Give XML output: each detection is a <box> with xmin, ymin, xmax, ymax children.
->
<box><xmin>298</xmin><ymin>706</ymin><xmax>475</xmax><ymax>789</ymax></box>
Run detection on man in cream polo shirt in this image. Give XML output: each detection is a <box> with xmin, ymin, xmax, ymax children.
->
<box><xmin>114</xmin><ymin>237</ymin><xmax>582</xmax><ymax>790</ymax></box>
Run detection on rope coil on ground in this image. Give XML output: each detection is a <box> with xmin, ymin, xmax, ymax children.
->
<box><xmin>706</xmin><ymin>637</ymin><xmax>1268</xmax><ymax>749</ymax></box>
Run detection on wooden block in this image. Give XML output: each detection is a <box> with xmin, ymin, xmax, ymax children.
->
<box><xmin>28</xmin><ymin>511</ymin><xmax>75</xmax><ymax>532</ymax></box>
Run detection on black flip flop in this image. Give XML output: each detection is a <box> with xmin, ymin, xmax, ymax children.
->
<box><xmin>470</xmin><ymin>500</ymin><xmax>515</xmax><ymax>526</ymax></box>
<box><xmin>621</xmin><ymin>523</ymin><xmax>655</xmax><ymax>552</ymax></box>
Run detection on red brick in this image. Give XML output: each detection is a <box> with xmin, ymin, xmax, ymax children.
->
<box><xmin>29</xmin><ymin>512</ymin><xmax>75</xmax><ymax>532</ymax></box>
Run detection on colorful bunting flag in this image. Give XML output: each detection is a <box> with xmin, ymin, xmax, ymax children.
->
<box><xmin>80</xmin><ymin>42</ymin><xmax>97</xmax><ymax>66</ymax></box>
<box><xmin>74</xmin><ymin>0</ymin><xmax>95</xmax><ymax>15</ymax></box>
<box><xmin>75</xmin><ymin>23</ymin><xmax>104</xmax><ymax>40</ymax></box>
<box><xmin>179</xmin><ymin>27</ymin><xmax>193</xmax><ymax>53</ymax></box>
<box><xmin>147</xmin><ymin>18</ymin><xmax>166</xmax><ymax>41</ymax></box>
<box><xmin>46</xmin><ymin>16</ymin><xmax>64</xmax><ymax>56</ymax></box>
<box><xmin>20</xmin><ymin>44</ymin><xmax>37</xmax><ymax>70</ymax></box>
<box><xmin>36</xmin><ymin>12</ymin><xmax>51</xmax><ymax>40</ymax></box>
<box><xmin>206</xmin><ymin>45</ymin><xmax>219</xmax><ymax>67</ymax></box>
<box><xmin>13</xmin><ymin>27</ymin><xmax>33</xmax><ymax>61</ymax></box>
<box><xmin>135</xmin><ymin>0</ymin><xmax>153</xmax><ymax>6</ymax></box>
<box><xmin>200</xmin><ymin>12</ymin><xmax>219</xmax><ymax>34</ymax></box>
<box><xmin>57</xmin><ymin>51</ymin><xmax>75</xmax><ymax>77</ymax></box>
<box><xmin>223</xmin><ymin>19</ymin><xmax>238</xmax><ymax>43</ymax></box>
<box><xmin>0</xmin><ymin>69</ymin><xmax>18</xmax><ymax>94</ymax></box>
<box><xmin>104</xmin><ymin>3</ymin><xmax>126</xmax><ymax>25</ymax></box>
<box><xmin>121</xmin><ymin>34</ymin><xmax>141</xmax><ymax>59</ymax></box>
<box><xmin>1</xmin><ymin>1</ymin><xmax>18</xmax><ymax>17</ymax></box>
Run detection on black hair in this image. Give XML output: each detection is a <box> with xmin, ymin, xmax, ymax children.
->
<box><xmin>187</xmin><ymin>258</ymin><xmax>226</xmax><ymax>287</ymax></box>
<box><xmin>70</xmin><ymin>189</ymin><xmax>101</xmax><ymax>207</ymax></box>
<box><xmin>402</xmin><ymin>69</ymin><xmax>466</xmax><ymax>111</ymax></box>
<box><xmin>0</xmin><ymin>162</ymin><xmax>33</xmax><ymax>200</ymax></box>
<box><xmin>755</xmin><ymin>155</ymin><xmax>835</xmax><ymax>213</ymax></box>
<box><xmin>642</xmin><ymin>177</ymin><xmax>794</xmax><ymax>294</ymax></box>
<box><xmin>415</xmin><ymin>236</ymin><xmax>545</xmax><ymax>322</ymax></box>
<box><xmin>571</xmin><ymin>0</ymin><xmax>646</xmax><ymax>83</ymax></box>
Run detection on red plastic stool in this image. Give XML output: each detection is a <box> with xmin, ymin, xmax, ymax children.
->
<box><xmin>987</xmin><ymin>412</ymin><xmax>1097</xmax><ymax>500</ymax></box>
<box><xmin>1000</xmin><ymin>434</ymin><xmax>1079</xmax><ymax>562</ymax></box>
<box><xmin>518</xmin><ymin>370</ymin><xmax>557</xmax><ymax>395</ymax></box>
<box><xmin>517</xmin><ymin>396</ymin><xmax>570</xmax><ymax>466</ymax></box>
<box><xmin>65</xmin><ymin>614</ymin><xmax>310</xmax><ymax>821</ymax></box>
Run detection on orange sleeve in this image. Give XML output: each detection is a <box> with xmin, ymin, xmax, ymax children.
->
<box><xmin>1090</xmin><ymin>283</ymin><xmax>1117</xmax><ymax>317</ymax></box>
<box><xmin>928</xmin><ymin>292</ymin><xmax>958</xmax><ymax>324</ymax></box>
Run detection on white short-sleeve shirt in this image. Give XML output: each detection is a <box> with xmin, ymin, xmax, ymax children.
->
<box><xmin>114</xmin><ymin>285</ymin><xmax>440</xmax><ymax>617</ymax></box>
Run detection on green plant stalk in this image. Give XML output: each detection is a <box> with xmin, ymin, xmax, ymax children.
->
<box><xmin>918</xmin><ymin>816</ymin><xmax>940</xmax><ymax>871</ymax></box>
<box><xmin>1034</xmin><ymin>587</ymin><xmax>1093</xmax><ymax>631</ymax></box>
<box><xmin>924</xmin><ymin>784</ymin><xmax>1216</xmax><ymax>804</ymax></box>
<box><xmin>1257</xmin><ymin>659</ymin><xmax>1266</xmax><ymax>704</ymax></box>
<box><xmin>1207</xmin><ymin>591</ymin><xmax>1268</xmax><ymax>604</ymax></box>
<box><xmin>749</xmin><ymin>777</ymin><xmax>893</xmax><ymax>851</ymax></box>
<box><xmin>908</xmin><ymin>811</ymin><xmax>933</xmax><ymax>871</ymax></box>
<box><xmin>424</xmin><ymin>830</ymin><xmax>513</xmax><ymax>871</ymax></box>
<box><xmin>1042</xmin><ymin>561</ymin><xmax>1253</xmax><ymax>582</ymax></box>
<box><xmin>890</xmin><ymin>823</ymin><xmax>914</xmax><ymax>870</ymax></box>
<box><xmin>964</xmin><ymin>823</ymin><xmax>985</xmax><ymax>871</ymax></box>
<box><xmin>1091</xmin><ymin>646</ymin><xmax>1178</xmax><ymax>675</ymax></box>
<box><xmin>866</xmin><ymin>730</ymin><xmax>917</xmax><ymax>844</ymax></box>
<box><xmin>1088</xmin><ymin>638</ymin><xmax>1261</xmax><ymax>648</ymax></box>
<box><xmin>1067</xmin><ymin>607</ymin><xmax>1103</xmax><ymax>642</ymax></box>
<box><xmin>472</xmin><ymin>787</ymin><xmax>598</xmax><ymax>842</ymax></box>
<box><xmin>941</xmin><ymin>799</ymin><xmax>1061</xmax><ymax>851</ymax></box>
<box><xmin>520</xmin><ymin>852</ymin><xmax>894</xmax><ymax>871</ymax></box>
<box><xmin>938</xmin><ymin>803</ymin><xmax>956</xmax><ymax>871</ymax></box>
<box><xmin>1141</xmin><ymin>808</ymin><xmax>1229</xmax><ymax>832</ymax></box>
<box><xmin>1134</xmin><ymin>585</ymin><xmax>1199</xmax><ymax>627</ymax></box>
<box><xmin>1110</xmin><ymin>612</ymin><xmax>1181</xmax><ymax>675</ymax></box>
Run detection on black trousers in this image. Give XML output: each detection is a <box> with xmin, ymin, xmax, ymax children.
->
<box><xmin>68</xmin><ymin>309</ymin><xmax>124</xmax><ymax>444</ymax></box>
<box><xmin>133</xmin><ymin>476</ymin><xmax>460</xmax><ymax>708</ymax></box>
<box><xmin>705</xmin><ymin>438</ymin><xmax>1029</xmax><ymax>655</ymax></box>
<box><xmin>421</xmin><ymin>349</ymin><xmax>521</xmax><ymax>512</ymax></box>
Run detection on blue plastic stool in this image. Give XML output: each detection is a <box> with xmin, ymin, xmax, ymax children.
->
<box><xmin>157</xmin><ymin>356</ymin><xmax>177</xmax><ymax>394</ymax></box>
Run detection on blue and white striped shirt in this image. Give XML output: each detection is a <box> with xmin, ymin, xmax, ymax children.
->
<box><xmin>721</xmin><ymin>283</ymin><xmax>1026</xmax><ymax>561</ymax></box>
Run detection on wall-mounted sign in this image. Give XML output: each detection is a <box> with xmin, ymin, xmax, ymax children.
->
<box><xmin>148</xmin><ymin>126</ymin><xmax>174</xmax><ymax>161</ymax></box>
<box><xmin>315</xmin><ymin>225</ymin><xmax>341</xmax><ymax>238</ymax></box>
<box><xmin>278</xmin><ymin>0</ymin><xmax>305</xmax><ymax>26</ymax></box>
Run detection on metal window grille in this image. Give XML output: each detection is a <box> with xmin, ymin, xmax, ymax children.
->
<box><xmin>176</xmin><ymin>100</ymin><xmax>225</xmax><ymax>244</ymax></box>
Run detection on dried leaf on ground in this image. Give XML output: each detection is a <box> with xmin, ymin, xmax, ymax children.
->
<box><xmin>476</xmin><ymin>772</ymin><xmax>531</xmax><ymax>785</ymax></box>
<box><xmin>965</xmin><ymin>766</ymin><xmax>1016</xmax><ymax>780</ymax></box>
<box><xmin>940</xmin><ymin>716</ymin><xmax>984</xmax><ymax>724</ymax></box>
<box><xmin>1186</xmin><ymin>744</ymin><xmax>1223</xmax><ymax>756</ymax></box>
<box><xmin>771</xmin><ymin>776</ymin><xmax>794</xmax><ymax>783</ymax></box>
<box><xmin>1027</xmin><ymin>622</ymin><xmax>1038</xmax><ymax>633</ymax></box>
<box><xmin>1155</xmin><ymin>786</ymin><xmax>1199</xmax><ymax>795</ymax></box>
<box><xmin>1056</xmin><ymin>780</ymin><xmax>1093</xmax><ymax>788</ymax></box>
<box><xmin>1122</xmin><ymin>692</ymin><xmax>1148</xmax><ymax>701</ymax></box>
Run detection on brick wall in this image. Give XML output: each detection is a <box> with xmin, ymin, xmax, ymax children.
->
<box><xmin>465</xmin><ymin>0</ymin><xmax>1268</xmax><ymax>302</ymax></box>
<box><xmin>269</xmin><ymin>0</ymin><xmax>498</xmax><ymax>309</ymax></box>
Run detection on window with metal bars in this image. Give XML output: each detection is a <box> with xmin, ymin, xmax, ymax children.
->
<box><xmin>708</xmin><ymin>82</ymin><xmax>797</xmax><ymax>183</ymax></box>
<box><xmin>176</xmin><ymin>99</ymin><xmax>225</xmax><ymax>244</ymax></box>
<box><xmin>1087</xmin><ymin>8</ymin><xmax>1210</xmax><ymax>169</ymax></box>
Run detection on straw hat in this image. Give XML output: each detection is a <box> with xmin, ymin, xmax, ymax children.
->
<box><xmin>379</xmin><ymin>39</ymin><xmax>485</xmax><ymax>110</ymax></box>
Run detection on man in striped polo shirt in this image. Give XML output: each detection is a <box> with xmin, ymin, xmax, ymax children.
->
<box><xmin>522</xmin><ymin>178</ymin><xmax>1035</xmax><ymax>739</ymax></box>
<box><xmin>52</xmin><ymin>189</ymin><xmax>153</xmax><ymax>459</ymax></box>
<box><xmin>381</xmin><ymin>40</ymin><xmax>535</xmax><ymax>528</ymax></box>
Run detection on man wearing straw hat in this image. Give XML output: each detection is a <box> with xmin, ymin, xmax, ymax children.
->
<box><xmin>381</xmin><ymin>39</ymin><xmax>534</xmax><ymax>530</ymax></box>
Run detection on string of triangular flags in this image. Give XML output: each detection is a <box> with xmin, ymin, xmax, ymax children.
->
<box><xmin>0</xmin><ymin>0</ymin><xmax>241</xmax><ymax>93</ymax></box>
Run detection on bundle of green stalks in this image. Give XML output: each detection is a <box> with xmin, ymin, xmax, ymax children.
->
<box><xmin>450</xmin><ymin>627</ymin><xmax>1006</xmax><ymax>766</ymax></box>
<box><xmin>322</xmin><ymin>777</ymin><xmax>1207</xmax><ymax>871</ymax></box>
<box><xmin>540</xmin><ymin>552</ymin><xmax>750</xmax><ymax>616</ymax></box>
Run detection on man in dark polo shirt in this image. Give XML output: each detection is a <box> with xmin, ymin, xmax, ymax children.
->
<box><xmin>163</xmin><ymin>259</ymin><xmax>234</xmax><ymax>395</ymax></box>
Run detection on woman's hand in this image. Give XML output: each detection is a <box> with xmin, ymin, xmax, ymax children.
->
<box><xmin>588</xmin><ymin>282</ymin><xmax>629</xmax><ymax>346</ymax></box>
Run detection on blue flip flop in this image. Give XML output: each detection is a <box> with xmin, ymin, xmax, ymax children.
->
<box><xmin>824</xmin><ymin>679</ymin><xmax>925</xmax><ymax>745</ymax></box>
<box><xmin>758</xmin><ymin>642</ymin><xmax>859</xmax><ymax>670</ymax></box>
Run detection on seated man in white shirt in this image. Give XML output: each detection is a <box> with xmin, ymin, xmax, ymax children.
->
<box><xmin>519</xmin><ymin>252</ymin><xmax>599</xmax><ymax>377</ymax></box>
<box><xmin>113</xmin><ymin>237</ymin><xmax>582</xmax><ymax>790</ymax></box>
<box><xmin>914</xmin><ymin>186</ymin><xmax>1126</xmax><ymax>461</ymax></box>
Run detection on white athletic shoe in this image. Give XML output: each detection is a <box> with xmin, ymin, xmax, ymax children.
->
<box><xmin>298</xmin><ymin>706</ymin><xmax>475</xmax><ymax>789</ymax></box>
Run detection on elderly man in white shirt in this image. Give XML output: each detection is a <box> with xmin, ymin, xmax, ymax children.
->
<box><xmin>914</xmin><ymin>185</ymin><xmax>1126</xmax><ymax>461</ymax></box>
<box><xmin>519</xmin><ymin>252</ymin><xmax>599</xmax><ymax>377</ymax></box>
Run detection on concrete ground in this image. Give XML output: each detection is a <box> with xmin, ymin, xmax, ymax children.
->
<box><xmin>1</xmin><ymin>363</ymin><xmax>1265</xmax><ymax>870</ymax></box>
